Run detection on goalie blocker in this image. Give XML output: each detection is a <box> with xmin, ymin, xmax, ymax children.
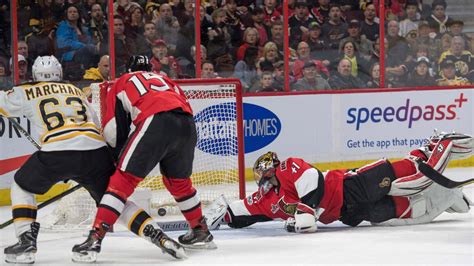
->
<box><xmin>203</xmin><ymin>131</ymin><xmax>472</xmax><ymax>232</ymax></box>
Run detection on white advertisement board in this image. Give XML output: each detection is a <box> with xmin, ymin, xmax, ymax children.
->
<box><xmin>1</xmin><ymin>88</ymin><xmax>473</xmax><ymax>190</ymax></box>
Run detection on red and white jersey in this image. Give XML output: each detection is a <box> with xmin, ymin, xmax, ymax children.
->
<box><xmin>0</xmin><ymin>82</ymin><xmax>105</xmax><ymax>151</ymax></box>
<box><xmin>102</xmin><ymin>71</ymin><xmax>193</xmax><ymax>147</ymax></box>
<box><xmin>228</xmin><ymin>157</ymin><xmax>347</xmax><ymax>225</ymax></box>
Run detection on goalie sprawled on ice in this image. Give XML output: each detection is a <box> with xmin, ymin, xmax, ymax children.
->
<box><xmin>205</xmin><ymin>131</ymin><xmax>473</xmax><ymax>233</ymax></box>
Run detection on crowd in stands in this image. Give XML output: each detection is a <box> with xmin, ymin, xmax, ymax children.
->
<box><xmin>0</xmin><ymin>0</ymin><xmax>473</xmax><ymax>92</ymax></box>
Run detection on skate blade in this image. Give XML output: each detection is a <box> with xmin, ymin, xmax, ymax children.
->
<box><xmin>5</xmin><ymin>252</ymin><xmax>35</xmax><ymax>264</ymax></box>
<box><xmin>183</xmin><ymin>240</ymin><xmax>217</xmax><ymax>250</ymax></box>
<box><xmin>160</xmin><ymin>241</ymin><xmax>188</xmax><ymax>259</ymax></box>
<box><xmin>71</xmin><ymin>251</ymin><xmax>98</xmax><ymax>263</ymax></box>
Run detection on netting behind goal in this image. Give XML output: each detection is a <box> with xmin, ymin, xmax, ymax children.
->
<box><xmin>42</xmin><ymin>78</ymin><xmax>245</xmax><ymax>230</ymax></box>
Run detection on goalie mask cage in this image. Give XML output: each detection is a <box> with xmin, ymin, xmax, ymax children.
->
<box><xmin>41</xmin><ymin>78</ymin><xmax>245</xmax><ymax>230</ymax></box>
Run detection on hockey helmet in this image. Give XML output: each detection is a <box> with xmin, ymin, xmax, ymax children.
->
<box><xmin>253</xmin><ymin>151</ymin><xmax>280</xmax><ymax>187</ymax></box>
<box><xmin>32</xmin><ymin>55</ymin><xmax>62</xmax><ymax>82</ymax></box>
<box><xmin>127</xmin><ymin>55</ymin><xmax>152</xmax><ymax>72</ymax></box>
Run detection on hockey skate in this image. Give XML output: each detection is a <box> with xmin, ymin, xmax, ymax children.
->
<box><xmin>71</xmin><ymin>223</ymin><xmax>109</xmax><ymax>263</ymax></box>
<box><xmin>143</xmin><ymin>224</ymin><xmax>187</xmax><ymax>259</ymax></box>
<box><xmin>4</xmin><ymin>222</ymin><xmax>40</xmax><ymax>264</ymax></box>
<box><xmin>178</xmin><ymin>217</ymin><xmax>217</xmax><ymax>250</ymax></box>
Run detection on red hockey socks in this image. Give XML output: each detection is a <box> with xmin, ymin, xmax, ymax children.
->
<box><xmin>162</xmin><ymin>177</ymin><xmax>203</xmax><ymax>228</ymax></box>
<box><xmin>93</xmin><ymin>169</ymin><xmax>141</xmax><ymax>231</ymax></box>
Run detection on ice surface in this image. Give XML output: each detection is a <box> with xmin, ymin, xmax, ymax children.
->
<box><xmin>0</xmin><ymin>168</ymin><xmax>473</xmax><ymax>265</ymax></box>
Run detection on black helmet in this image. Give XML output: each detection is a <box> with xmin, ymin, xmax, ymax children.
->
<box><xmin>127</xmin><ymin>55</ymin><xmax>152</xmax><ymax>72</ymax></box>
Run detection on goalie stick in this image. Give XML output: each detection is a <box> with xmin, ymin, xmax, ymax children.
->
<box><xmin>418</xmin><ymin>161</ymin><xmax>474</xmax><ymax>189</ymax></box>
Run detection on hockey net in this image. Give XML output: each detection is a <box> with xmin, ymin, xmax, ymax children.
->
<box><xmin>41</xmin><ymin>78</ymin><xmax>245</xmax><ymax>231</ymax></box>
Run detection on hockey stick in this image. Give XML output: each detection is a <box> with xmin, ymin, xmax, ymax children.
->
<box><xmin>418</xmin><ymin>161</ymin><xmax>474</xmax><ymax>189</ymax></box>
<box><xmin>0</xmin><ymin>184</ymin><xmax>82</xmax><ymax>229</ymax></box>
<box><xmin>5</xmin><ymin>116</ymin><xmax>41</xmax><ymax>149</ymax></box>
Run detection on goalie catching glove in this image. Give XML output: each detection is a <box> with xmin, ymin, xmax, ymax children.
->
<box><xmin>285</xmin><ymin>203</ymin><xmax>323</xmax><ymax>233</ymax></box>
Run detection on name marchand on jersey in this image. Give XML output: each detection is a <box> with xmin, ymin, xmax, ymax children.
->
<box><xmin>23</xmin><ymin>82</ymin><xmax>84</xmax><ymax>101</ymax></box>
<box><xmin>0</xmin><ymin>82</ymin><xmax>105</xmax><ymax>151</ymax></box>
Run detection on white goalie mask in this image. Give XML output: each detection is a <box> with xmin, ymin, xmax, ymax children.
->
<box><xmin>32</xmin><ymin>55</ymin><xmax>63</xmax><ymax>82</ymax></box>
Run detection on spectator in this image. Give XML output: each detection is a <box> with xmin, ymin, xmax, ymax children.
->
<box><xmin>329</xmin><ymin>58</ymin><xmax>365</xmax><ymax>89</ymax></box>
<box><xmin>263</xmin><ymin>0</ymin><xmax>281</xmax><ymax>28</ymax></box>
<box><xmin>406</xmin><ymin>56</ymin><xmax>437</xmax><ymax>87</ymax></box>
<box><xmin>258</xmin><ymin>41</ymin><xmax>281</xmax><ymax>68</ymax></box>
<box><xmin>83</xmin><ymin>54</ymin><xmax>110</xmax><ymax>82</ymax></box>
<box><xmin>207</xmin><ymin>8</ymin><xmax>233</xmax><ymax>77</ymax></box>
<box><xmin>201</xmin><ymin>61</ymin><xmax>219</xmax><ymax>79</ymax></box>
<box><xmin>289</xmin><ymin>1</ymin><xmax>315</xmax><ymax>48</ymax></box>
<box><xmin>179</xmin><ymin>45</ymin><xmax>207</xmax><ymax>78</ymax></box>
<box><xmin>269</xmin><ymin>20</ymin><xmax>285</xmax><ymax>55</ymax></box>
<box><xmin>292</xmin><ymin>41</ymin><xmax>311</xmax><ymax>80</ymax></box>
<box><xmin>292</xmin><ymin>61</ymin><xmax>331</xmax><ymax>91</ymax></box>
<box><xmin>249</xmin><ymin>71</ymin><xmax>281</xmax><ymax>92</ymax></box>
<box><xmin>321</xmin><ymin>4</ymin><xmax>348</xmax><ymax>53</ymax></box>
<box><xmin>335</xmin><ymin>40</ymin><xmax>371</xmax><ymax>82</ymax></box>
<box><xmin>339</xmin><ymin>19</ymin><xmax>373</xmax><ymax>59</ymax></box>
<box><xmin>248</xmin><ymin>7</ymin><xmax>269</xmax><ymax>47</ymax></box>
<box><xmin>150</xmin><ymin>39</ymin><xmax>181</xmax><ymax>79</ymax></box>
<box><xmin>436</xmin><ymin>59</ymin><xmax>470</xmax><ymax>86</ymax></box>
<box><xmin>272</xmin><ymin>60</ymin><xmax>292</xmax><ymax>90</ymax></box>
<box><xmin>399</xmin><ymin>1</ymin><xmax>420</xmax><ymax>38</ymax></box>
<box><xmin>438</xmin><ymin>36</ymin><xmax>474</xmax><ymax>78</ymax></box>
<box><xmin>411</xmin><ymin>20</ymin><xmax>442</xmax><ymax>60</ymax></box>
<box><xmin>126</xmin><ymin>4</ymin><xmax>145</xmax><ymax>37</ymax></box>
<box><xmin>447</xmin><ymin>20</ymin><xmax>473</xmax><ymax>52</ymax></box>
<box><xmin>312</xmin><ymin>0</ymin><xmax>331</xmax><ymax>23</ymax></box>
<box><xmin>56</xmin><ymin>5</ymin><xmax>98</xmax><ymax>79</ymax></box>
<box><xmin>360</xmin><ymin>3</ymin><xmax>379</xmax><ymax>42</ymax></box>
<box><xmin>154</xmin><ymin>3</ymin><xmax>180</xmax><ymax>54</ymax></box>
<box><xmin>141</xmin><ymin>22</ymin><xmax>158</xmax><ymax>57</ymax></box>
<box><xmin>10</xmin><ymin>55</ymin><xmax>31</xmax><ymax>84</ymax></box>
<box><xmin>415</xmin><ymin>0</ymin><xmax>432</xmax><ymax>20</ymax></box>
<box><xmin>17</xmin><ymin>41</ymin><xmax>32</xmax><ymax>77</ymax></box>
<box><xmin>236</xmin><ymin>27</ymin><xmax>260</xmax><ymax>62</ymax></box>
<box><xmin>304</xmin><ymin>21</ymin><xmax>329</xmax><ymax>62</ymax></box>
<box><xmin>233</xmin><ymin>46</ymin><xmax>259</xmax><ymax>92</ymax></box>
<box><xmin>427</xmin><ymin>0</ymin><xmax>452</xmax><ymax>34</ymax></box>
<box><xmin>366</xmin><ymin>62</ymin><xmax>380</xmax><ymax>88</ymax></box>
<box><xmin>81</xmin><ymin>54</ymin><xmax>110</xmax><ymax>97</ymax></box>
<box><xmin>113</xmin><ymin>15</ymin><xmax>136</xmax><ymax>75</ymax></box>
<box><xmin>224</xmin><ymin>0</ymin><xmax>245</xmax><ymax>48</ymax></box>
<box><xmin>0</xmin><ymin>60</ymin><xmax>12</xmax><ymax>90</ymax></box>
<box><xmin>113</xmin><ymin>0</ymin><xmax>140</xmax><ymax>21</ymax></box>
<box><xmin>86</xmin><ymin>3</ymin><xmax>109</xmax><ymax>56</ymax></box>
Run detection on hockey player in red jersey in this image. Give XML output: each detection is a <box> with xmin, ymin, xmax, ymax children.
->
<box><xmin>206</xmin><ymin>131</ymin><xmax>472</xmax><ymax>233</ymax></box>
<box><xmin>73</xmin><ymin>55</ymin><xmax>215</xmax><ymax>261</ymax></box>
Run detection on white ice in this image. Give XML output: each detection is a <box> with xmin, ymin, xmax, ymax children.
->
<box><xmin>0</xmin><ymin>168</ymin><xmax>473</xmax><ymax>265</ymax></box>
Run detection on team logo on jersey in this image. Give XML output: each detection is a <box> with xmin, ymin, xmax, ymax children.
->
<box><xmin>272</xmin><ymin>197</ymin><xmax>297</xmax><ymax>215</ymax></box>
<box><xmin>243</xmin><ymin>103</ymin><xmax>281</xmax><ymax>153</ymax></box>
<box><xmin>379</xmin><ymin>177</ymin><xmax>391</xmax><ymax>188</ymax></box>
<box><xmin>280</xmin><ymin>160</ymin><xmax>287</xmax><ymax>171</ymax></box>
